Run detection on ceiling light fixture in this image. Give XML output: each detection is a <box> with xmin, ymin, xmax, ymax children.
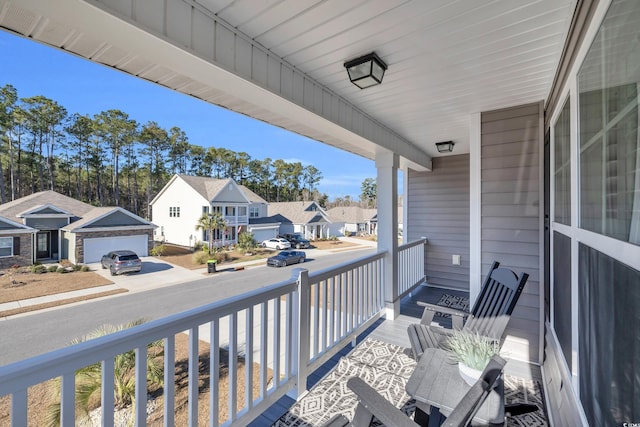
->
<box><xmin>435</xmin><ymin>141</ymin><xmax>455</xmax><ymax>153</ymax></box>
<box><xmin>344</xmin><ymin>52</ymin><xmax>387</xmax><ymax>89</ymax></box>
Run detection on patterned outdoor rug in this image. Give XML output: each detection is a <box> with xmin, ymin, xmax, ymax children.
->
<box><xmin>273</xmin><ymin>338</ymin><xmax>548</xmax><ymax>427</ymax></box>
<box><xmin>272</xmin><ymin>339</ymin><xmax>417</xmax><ymax>427</ymax></box>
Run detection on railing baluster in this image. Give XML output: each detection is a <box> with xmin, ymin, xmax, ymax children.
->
<box><xmin>329</xmin><ymin>276</ymin><xmax>335</xmax><ymax>347</ymax></box>
<box><xmin>210</xmin><ymin>319</ymin><xmax>220</xmax><ymax>427</ymax></box>
<box><xmin>102</xmin><ymin>358</ymin><xmax>115</xmax><ymax>427</ymax></box>
<box><xmin>260</xmin><ymin>301</ymin><xmax>268</xmax><ymax>398</ymax></box>
<box><xmin>60</xmin><ymin>371</ymin><xmax>75</xmax><ymax>427</ymax></box>
<box><xmin>164</xmin><ymin>336</ymin><xmax>175</xmax><ymax>427</ymax></box>
<box><xmin>339</xmin><ymin>272</ymin><xmax>345</xmax><ymax>338</ymax></box>
<box><xmin>229</xmin><ymin>313</ymin><xmax>238</xmax><ymax>421</ymax></box>
<box><xmin>188</xmin><ymin>327</ymin><xmax>199</xmax><ymax>427</ymax></box>
<box><xmin>273</xmin><ymin>298</ymin><xmax>280</xmax><ymax>387</ymax></box>
<box><xmin>11</xmin><ymin>389</ymin><xmax>27</xmax><ymax>427</ymax></box>
<box><xmin>245</xmin><ymin>306</ymin><xmax>254</xmax><ymax>410</ymax></box>
<box><xmin>135</xmin><ymin>345</ymin><xmax>147</xmax><ymax>427</ymax></box>
<box><xmin>313</xmin><ymin>280</ymin><xmax>319</xmax><ymax>359</ymax></box>
<box><xmin>285</xmin><ymin>293</ymin><xmax>293</xmax><ymax>378</ymax></box>
<box><xmin>322</xmin><ymin>279</ymin><xmax>328</xmax><ymax>352</ymax></box>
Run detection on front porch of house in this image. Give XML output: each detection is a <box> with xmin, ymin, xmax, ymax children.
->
<box><xmin>253</xmin><ymin>285</ymin><xmax>546</xmax><ymax>427</ymax></box>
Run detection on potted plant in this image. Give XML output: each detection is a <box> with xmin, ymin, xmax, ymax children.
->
<box><xmin>445</xmin><ymin>330</ymin><xmax>500</xmax><ymax>386</ymax></box>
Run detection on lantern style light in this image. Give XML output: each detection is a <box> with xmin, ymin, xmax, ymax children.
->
<box><xmin>344</xmin><ymin>52</ymin><xmax>387</xmax><ymax>89</ymax></box>
<box><xmin>435</xmin><ymin>141</ymin><xmax>455</xmax><ymax>153</ymax></box>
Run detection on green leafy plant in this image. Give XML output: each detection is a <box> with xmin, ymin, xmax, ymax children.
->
<box><xmin>236</xmin><ymin>231</ymin><xmax>257</xmax><ymax>252</ymax></box>
<box><xmin>445</xmin><ymin>330</ymin><xmax>500</xmax><ymax>371</ymax></box>
<box><xmin>46</xmin><ymin>319</ymin><xmax>163</xmax><ymax>427</ymax></box>
<box><xmin>150</xmin><ymin>243</ymin><xmax>166</xmax><ymax>256</ymax></box>
<box><xmin>31</xmin><ymin>264</ymin><xmax>47</xmax><ymax>274</ymax></box>
<box><xmin>195</xmin><ymin>212</ymin><xmax>227</xmax><ymax>255</ymax></box>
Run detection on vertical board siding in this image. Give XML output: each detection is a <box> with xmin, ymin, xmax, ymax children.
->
<box><xmin>407</xmin><ymin>155</ymin><xmax>470</xmax><ymax>291</ymax></box>
<box><xmin>481</xmin><ymin>102</ymin><xmax>541</xmax><ymax>363</ymax></box>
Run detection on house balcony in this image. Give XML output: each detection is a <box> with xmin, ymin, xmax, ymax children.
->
<box><xmin>0</xmin><ymin>239</ymin><xmax>549</xmax><ymax>426</ymax></box>
<box><xmin>224</xmin><ymin>215</ymin><xmax>248</xmax><ymax>226</ymax></box>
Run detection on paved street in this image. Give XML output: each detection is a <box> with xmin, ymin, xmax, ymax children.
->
<box><xmin>0</xmin><ymin>248</ymin><xmax>374</xmax><ymax>366</ymax></box>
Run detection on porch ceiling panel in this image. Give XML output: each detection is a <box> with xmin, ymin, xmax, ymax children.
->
<box><xmin>0</xmin><ymin>0</ymin><xmax>576</xmax><ymax>165</ymax></box>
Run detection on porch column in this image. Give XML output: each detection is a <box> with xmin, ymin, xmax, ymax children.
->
<box><xmin>376</xmin><ymin>150</ymin><xmax>399</xmax><ymax>319</ymax></box>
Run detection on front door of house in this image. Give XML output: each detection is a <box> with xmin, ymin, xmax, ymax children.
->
<box><xmin>36</xmin><ymin>232</ymin><xmax>50</xmax><ymax>259</ymax></box>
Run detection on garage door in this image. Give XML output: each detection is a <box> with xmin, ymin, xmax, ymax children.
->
<box><xmin>249</xmin><ymin>228</ymin><xmax>277</xmax><ymax>244</ymax></box>
<box><xmin>83</xmin><ymin>235</ymin><xmax>148</xmax><ymax>263</ymax></box>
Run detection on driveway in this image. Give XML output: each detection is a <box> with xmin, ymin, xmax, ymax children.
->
<box><xmin>90</xmin><ymin>257</ymin><xmax>206</xmax><ymax>293</ymax></box>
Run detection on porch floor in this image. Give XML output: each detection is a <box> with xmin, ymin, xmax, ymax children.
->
<box><xmin>249</xmin><ymin>285</ymin><xmax>547</xmax><ymax>426</ymax></box>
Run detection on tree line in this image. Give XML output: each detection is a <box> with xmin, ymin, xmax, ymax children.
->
<box><xmin>0</xmin><ymin>84</ymin><xmax>329</xmax><ymax>218</ymax></box>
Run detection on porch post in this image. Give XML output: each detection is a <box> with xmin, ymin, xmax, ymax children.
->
<box><xmin>376</xmin><ymin>150</ymin><xmax>399</xmax><ymax>319</ymax></box>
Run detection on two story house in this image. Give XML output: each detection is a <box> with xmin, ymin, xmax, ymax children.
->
<box><xmin>151</xmin><ymin>174</ymin><xmax>278</xmax><ymax>247</ymax></box>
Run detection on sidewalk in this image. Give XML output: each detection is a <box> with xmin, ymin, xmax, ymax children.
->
<box><xmin>0</xmin><ymin>238</ymin><xmax>376</xmax><ymax>319</ymax></box>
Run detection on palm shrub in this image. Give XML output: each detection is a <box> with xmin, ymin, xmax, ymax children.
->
<box><xmin>195</xmin><ymin>212</ymin><xmax>227</xmax><ymax>254</ymax></box>
<box><xmin>237</xmin><ymin>231</ymin><xmax>257</xmax><ymax>252</ymax></box>
<box><xmin>46</xmin><ymin>319</ymin><xmax>164</xmax><ymax>427</ymax></box>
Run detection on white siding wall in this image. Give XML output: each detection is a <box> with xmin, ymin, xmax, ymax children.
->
<box><xmin>151</xmin><ymin>177</ymin><xmax>210</xmax><ymax>247</ymax></box>
<box><xmin>481</xmin><ymin>102</ymin><xmax>542</xmax><ymax>363</ymax></box>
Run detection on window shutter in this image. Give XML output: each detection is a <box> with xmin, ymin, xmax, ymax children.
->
<box><xmin>13</xmin><ymin>236</ymin><xmax>20</xmax><ymax>256</ymax></box>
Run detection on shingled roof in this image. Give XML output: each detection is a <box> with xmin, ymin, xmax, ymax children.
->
<box><xmin>0</xmin><ymin>190</ymin><xmax>94</xmax><ymax>219</ymax></box>
<box><xmin>176</xmin><ymin>174</ymin><xmax>234</xmax><ymax>201</ymax></box>
<box><xmin>267</xmin><ymin>201</ymin><xmax>329</xmax><ymax>225</ymax></box>
<box><xmin>172</xmin><ymin>174</ymin><xmax>267</xmax><ymax>204</ymax></box>
<box><xmin>327</xmin><ymin>206</ymin><xmax>376</xmax><ymax>224</ymax></box>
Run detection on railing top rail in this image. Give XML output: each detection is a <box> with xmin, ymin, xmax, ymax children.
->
<box><xmin>398</xmin><ymin>238</ymin><xmax>428</xmax><ymax>252</ymax></box>
<box><xmin>308</xmin><ymin>251</ymin><xmax>386</xmax><ymax>283</ymax></box>
<box><xmin>0</xmin><ymin>272</ymin><xmax>300</xmax><ymax>395</ymax></box>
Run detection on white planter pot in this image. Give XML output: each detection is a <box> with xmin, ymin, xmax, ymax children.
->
<box><xmin>458</xmin><ymin>362</ymin><xmax>483</xmax><ymax>386</ymax></box>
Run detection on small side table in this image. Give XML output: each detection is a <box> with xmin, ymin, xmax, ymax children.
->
<box><xmin>405</xmin><ymin>348</ymin><xmax>505</xmax><ymax>426</ymax></box>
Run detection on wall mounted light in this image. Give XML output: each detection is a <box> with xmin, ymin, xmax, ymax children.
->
<box><xmin>344</xmin><ymin>52</ymin><xmax>387</xmax><ymax>89</ymax></box>
<box><xmin>435</xmin><ymin>141</ymin><xmax>455</xmax><ymax>153</ymax></box>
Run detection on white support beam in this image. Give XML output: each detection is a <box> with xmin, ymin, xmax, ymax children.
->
<box><xmin>376</xmin><ymin>150</ymin><xmax>399</xmax><ymax>319</ymax></box>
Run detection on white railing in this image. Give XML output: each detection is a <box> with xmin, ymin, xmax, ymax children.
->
<box><xmin>0</xmin><ymin>252</ymin><xmax>387</xmax><ymax>427</ymax></box>
<box><xmin>397</xmin><ymin>238</ymin><xmax>427</xmax><ymax>298</ymax></box>
<box><xmin>223</xmin><ymin>216</ymin><xmax>248</xmax><ymax>226</ymax></box>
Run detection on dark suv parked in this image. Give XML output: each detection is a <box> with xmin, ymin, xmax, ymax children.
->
<box><xmin>278</xmin><ymin>233</ymin><xmax>311</xmax><ymax>249</ymax></box>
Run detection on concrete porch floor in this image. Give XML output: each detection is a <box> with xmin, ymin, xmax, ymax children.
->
<box><xmin>249</xmin><ymin>285</ymin><xmax>546</xmax><ymax>426</ymax></box>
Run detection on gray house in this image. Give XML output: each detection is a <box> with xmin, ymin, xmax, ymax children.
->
<box><xmin>0</xmin><ymin>191</ymin><xmax>155</xmax><ymax>264</ymax></box>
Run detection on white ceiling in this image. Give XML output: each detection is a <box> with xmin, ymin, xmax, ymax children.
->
<box><xmin>0</xmin><ymin>0</ymin><xmax>577</xmax><ymax>163</ymax></box>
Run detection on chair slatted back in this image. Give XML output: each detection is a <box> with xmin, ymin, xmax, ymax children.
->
<box><xmin>463</xmin><ymin>261</ymin><xmax>529</xmax><ymax>340</ymax></box>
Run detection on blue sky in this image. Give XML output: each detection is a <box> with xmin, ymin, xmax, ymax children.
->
<box><xmin>0</xmin><ymin>30</ymin><xmax>378</xmax><ymax>200</ymax></box>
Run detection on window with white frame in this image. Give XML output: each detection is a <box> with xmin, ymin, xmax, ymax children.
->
<box><xmin>238</xmin><ymin>206</ymin><xmax>247</xmax><ymax>217</ymax></box>
<box><xmin>554</xmin><ymin>99</ymin><xmax>571</xmax><ymax>225</ymax></box>
<box><xmin>571</xmin><ymin>1</ymin><xmax>640</xmax><ymax>424</ymax></box>
<box><xmin>169</xmin><ymin>207</ymin><xmax>180</xmax><ymax>218</ymax></box>
<box><xmin>0</xmin><ymin>237</ymin><xmax>13</xmax><ymax>257</ymax></box>
<box><xmin>578</xmin><ymin>7</ymin><xmax>639</xmax><ymax>245</ymax></box>
<box><xmin>249</xmin><ymin>206</ymin><xmax>260</xmax><ymax>218</ymax></box>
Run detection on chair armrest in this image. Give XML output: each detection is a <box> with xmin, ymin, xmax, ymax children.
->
<box><xmin>417</xmin><ymin>302</ymin><xmax>468</xmax><ymax>328</ymax></box>
<box><xmin>347</xmin><ymin>377</ymin><xmax>419</xmax><ymax>427</ymax></box>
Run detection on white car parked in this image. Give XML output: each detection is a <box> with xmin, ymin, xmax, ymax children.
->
<box><xmin>261</xmin><ymin>238</ymin><xmax>291</xmax><ymax>250</ymax></box>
